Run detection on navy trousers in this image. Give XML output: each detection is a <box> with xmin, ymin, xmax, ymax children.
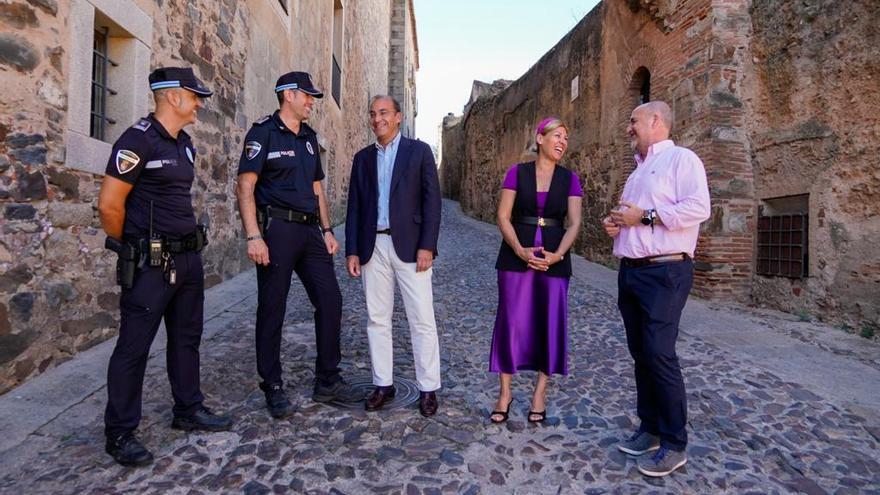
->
<box><xmin>255</xmin><ymin>220</ymin><xmax>343</xmax><ymax>387</ymax></box>
<box><xmin>105</xmin><ymin>251</ymin><xmax>205</xmax><ymax>439</ymax></box>
<box><xmin>618</xmin><ymin>258</ymin><xmax>693</xmax><ymax>451</ymax></box>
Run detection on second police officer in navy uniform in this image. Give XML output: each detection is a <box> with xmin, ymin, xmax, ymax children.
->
<box><xmin>236</xmin><ymin>71</ymin><xmax>361</xmax><ymax>419</ymax></box>
<box><xmin>98</xmin><ymin>67</ymin><xmax>233</xmax><ymax>467</ymax></box>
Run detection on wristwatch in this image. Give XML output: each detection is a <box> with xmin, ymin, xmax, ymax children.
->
<box><xmin>246</xmin><ymin>234</ymin><xmax>262</xmax><ymax>241</ymax></box>
<box><xmin>321</xmin><ymin>227</ymin><xmax>333</xmax><ymax>234</ymax></box>
<box><xmin>640</xmin><ymin>209</ymin><xmax>655</xmax><ymax>227</ymax></box>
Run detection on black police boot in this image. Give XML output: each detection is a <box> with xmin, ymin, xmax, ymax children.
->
<box><xmin>260</xmin><ymin>382</ymin><xmax>295</xmax><ymax>419</ymax></box>
<box><xmin>105</xmin><ymin>432</ymin><xmax>154</xmax><ymax>467</ymax></box>
<box><xmin>171</xmin><ymin>406</ymin><xmax>233</xmax><ymax>432</ymax></box>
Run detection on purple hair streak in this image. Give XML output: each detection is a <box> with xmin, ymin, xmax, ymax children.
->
<box><xmin>536</xmin><ymin>117</ymin><xmax>567</xmax><ymax>136</ymax></box>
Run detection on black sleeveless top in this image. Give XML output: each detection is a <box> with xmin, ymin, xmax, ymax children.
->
<box><xmin>495</xmin><ymin>162</ymin><xmax>573</xmax><ymax>278</ymax></box>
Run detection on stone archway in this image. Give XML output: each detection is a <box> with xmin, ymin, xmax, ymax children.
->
<box><xmin>612</xmin><ymin>66</ymin><xmax>652</xmax><ymax>201</ymax></box>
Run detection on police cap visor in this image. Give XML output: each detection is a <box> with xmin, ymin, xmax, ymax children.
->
<box><xmin>149</xmin><ymin>67</ymin><xmax>213</xmax><ymax>97</ymax></box>
<box><xmin>274</xmin><ymin>71</ymin><xmax>324</xmax><ymax>98</ymax></box>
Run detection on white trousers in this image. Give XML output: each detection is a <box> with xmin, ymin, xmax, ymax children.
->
<box><xmin>361</xmin><ymin>234</ymin><xmax>441</xmax><ymax>391</ymax></box>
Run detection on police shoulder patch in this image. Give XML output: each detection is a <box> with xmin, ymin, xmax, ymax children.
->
<box><xmin>132</xmin><ymin>119</ymin><xmax>151</xmax><ymax>132</ymax></box>
<box><xmin>254</xmin><ymin>115</ymin><xmax>271</xmax><ymax>125</ymax></box>
<box><xmin>116</xmin><ymin>149</ymin><xmax>141</xmax><ymax>174</ymax></box>
<box><xmin>245</xmin><ymin>141</ymin><xmax>262</xmax><ymax>160</ymax></box>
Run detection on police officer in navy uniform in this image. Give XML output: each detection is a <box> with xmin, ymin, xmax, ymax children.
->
<box><xmin>98</xmin><ymin>67</ymin><xmax>232</xmax><ymax>467</ymax></box>
<box><xmin>236</xmin><ymin>71</ymin><xmax>360</xmax><ymax>419</ymax></box>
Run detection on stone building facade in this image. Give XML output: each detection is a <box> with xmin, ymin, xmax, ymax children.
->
<box><xmin>388</xmin><ymin>0</ymin><xmax>419</xmax><ymax>138</ymax></box>
<box><xmin>440</xmin><ymin>0</ymin><xmax>879</xmax><ymax>331</ymax></box>
<box><xmin>0</xmin><ymin>0</ymin><xmax>420</xmax><ymax>393</ymax></box>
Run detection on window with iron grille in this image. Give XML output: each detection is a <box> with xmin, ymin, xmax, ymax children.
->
<box><xmin>65</xmin><ymin>0</ymin><xmax>150</xmax><ymax>175</ymax></box>
<box><xmin>757</xmin><ymin>211</ymin><xmax>809</xmax><ymax>279</ymax></box>
<box><xmin>90</xmin><ymin>26</ymin><xmax>118</xmax><ymax>142</ymax></box>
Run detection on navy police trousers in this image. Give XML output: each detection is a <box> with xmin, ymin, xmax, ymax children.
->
<box><xmin>105</xmin><ymin>251</ymin><xmax>205</xmax><ymax>439</ymax></box>
<box><xmin>255</xmin><ymin>220</ymin><xmax>343</xmax><ymax>387</ymax></box>
<box><xmin>618</xmin><ymin>258</ymin><xmax>693</xmax><ymax>451</ymax></box>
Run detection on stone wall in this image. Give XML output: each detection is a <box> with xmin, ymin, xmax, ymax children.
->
<box><xmin>439</xmin><ymin>79</ymin><xmax>510</xmax><ymax>201</ymax></box>
<box><xmin>388</xmin><ymin>0</ymin><xmax>419</xmax><ymax>138</ymax></box>
<box><xmin>442</xmin><ymin>0</ymin><xmax>724</xmax><ymax>271</ymax></box>
<box><xmin>745</xmin><ymin>0</ymin><xmax>880</xmax><ymax>330</ymax></box>
<box><xmin>439</xmin><ymin>114</ymin><xmax>463</xmax><ymax>200</ymax></box>
<box><xmin>439</xmin><ymin>0</ymin><xmax>879</xmax><ymax>329</ymax></box>
<box><xmin>0</xmin><ymin>0</ymin><xmax>415</xmax><ymax>393</ymax></box>
<box><xmin>285</xmin><ymin>0</ymin><xmax>395</xmax><ymax>222</ymax></box>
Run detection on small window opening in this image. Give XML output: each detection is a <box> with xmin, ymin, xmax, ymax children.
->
<box><xmin>757</xmin><ymin>194</ymin><xmax>809</xmax><ymax>279</ymax></box>
<box><xmin>91</xmin><ymin>26</ymin><xmax>118</xmax><ymax>141</ymax></box>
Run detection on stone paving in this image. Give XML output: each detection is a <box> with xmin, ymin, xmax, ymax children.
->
<box><xmin>1</xmin><ymin>201</ymin><xmax>879</xmax><ymax>494</ymax></box>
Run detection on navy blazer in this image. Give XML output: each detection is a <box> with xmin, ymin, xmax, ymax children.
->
<box><xmin>345</xmin><ymin>135</ymin><xmax>441</xmax><ymax>264</ymax></box>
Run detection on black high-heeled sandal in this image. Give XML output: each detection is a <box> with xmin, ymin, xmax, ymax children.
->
<box><xmin>527</xmin><ymin>409</ymin><xmax>546</xmax><ymax>423</ymax></box>
<box><xmin>489</xmin><ymin>399</ymin><xmax>514</xmax><ymax>424</ymax></box>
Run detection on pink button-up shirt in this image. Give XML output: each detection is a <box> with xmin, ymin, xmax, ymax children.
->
<box><xmin>613</xmin><ymin>140</ymin><xmax>711</xmax><ymax>259</ymax></box>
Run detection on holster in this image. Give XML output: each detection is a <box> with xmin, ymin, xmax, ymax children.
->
<box><xmin>197</xmin><ymin>224</ymin><xmax>208</xmax><ymax>250</ymax></box>
<box><xmin>105</xmin><ymin>237</ymin><xmax>138</xmax><ymax>289</ymax></box>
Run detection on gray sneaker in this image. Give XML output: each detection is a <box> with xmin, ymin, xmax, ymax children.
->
<box><xmin>617</xmin><ymin>430</ymin><xmax>661</xmax><ymax>456</ymax></box>
<box><xmin>313</xmin><ymin>379</ymin><xmax>363</xmax><ymax>403</ymax></box>
<box><xmin>637</xmin><ymin>446</ymin><xmax>687</xmax><ymax>477</ymax></box>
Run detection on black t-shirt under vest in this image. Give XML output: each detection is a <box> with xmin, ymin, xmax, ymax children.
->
<box><xmin>495</xmin><ymin>162</ymin><xmax>573</xmax><ymax>278</ymax></box>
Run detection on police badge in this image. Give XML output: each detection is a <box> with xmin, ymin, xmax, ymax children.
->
<box><xmin>116</xmin><ymin>150</ymin><xmax>141</xmax><ymax>174</ymax></box>
<box><xmin>306</xmin><ymin>141</ymin><xmax>315</xmax><ymax>155</ymax></box>
<box><xmin>246</xmin><ymin>141</ymin><xmax>262</xmax><ymax>160</ymax></box>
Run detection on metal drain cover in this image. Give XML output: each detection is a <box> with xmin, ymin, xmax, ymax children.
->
<box><xmin>324</xmin><ymin>374</ymin><xmax>421</xmax><ymax>410</ymax></box>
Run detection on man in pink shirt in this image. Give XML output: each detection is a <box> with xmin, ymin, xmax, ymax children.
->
<box><xmin>603</xmin><ymin>101</ymin><xmax>710</xmax><ymax>477</ymax></box>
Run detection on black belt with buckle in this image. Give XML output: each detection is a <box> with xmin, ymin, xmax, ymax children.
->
<box><xmin>621</xmin><ymin>253</ymin><xmax>688</xmax><ymax>268</ymax></box>
<box><xmin>377</xmin><ymin>228</ymin><xmax>392</xmax><ymax>235</ymax></box>
<box><xmin>512</xmin><ymin>216</ymin><xmax>563</xmax><ymax>227</ymax></box>
<box><xmin>138</xmin><ymin>225</ymin><xmax>208</xmax><ymax>255</ymax></box>
<box><xmin>262</xmin><ymin>206</ymin><xmax>318</xmax><ymax>224</ymax></box>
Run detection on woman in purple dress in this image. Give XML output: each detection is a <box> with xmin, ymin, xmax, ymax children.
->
<box><xmin>488</xmin><ymin>117</ymin><xmax>582</xmax><ymax>423</ymax></box>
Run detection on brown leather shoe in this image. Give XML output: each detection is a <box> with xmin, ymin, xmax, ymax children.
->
<box><xmin>365</xmin><ymin>385</ymin><xmax>396</xmax><ymax>411</ymax></box>
<box><xmin>418</xmin><ymin>391</ymin><xmax>438</xmax><ymax>417</ymax></box>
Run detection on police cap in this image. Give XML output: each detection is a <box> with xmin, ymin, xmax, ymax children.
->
<box><xmin>148</xmin><ymin>67</ymin><xmax>213</xmax><ymax>97</ymax></box>
<box><xmin>274</xmin><ymin>71</ymin><xmax>324</xmax><ymax>98</ymax></box>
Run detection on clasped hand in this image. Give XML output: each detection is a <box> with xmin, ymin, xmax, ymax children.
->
<box><xmin>609</xmin><ymin>201</ymin><xmax>644</xmax><ymax>227</ymax></box>
<box><xmin>603</xmin><ymin>201</ymin><xmax>645</xmax><ymax>238</ymax></box>
<box><xmin>516</xmin><ymin>246</ymin><xmax>559</xmax><ymax>272</ymax></box>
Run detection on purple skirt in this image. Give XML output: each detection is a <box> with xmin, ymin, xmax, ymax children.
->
<box><xmin>488</xmin><ymin>269</ymin><xmax>569</xmax><ymax>375</ymax></box>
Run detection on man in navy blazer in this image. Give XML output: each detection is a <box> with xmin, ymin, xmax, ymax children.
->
<box><xmin>345</xmin><ymin>95</ymin><xmax>442</xmax><ymax>417</ymax></box>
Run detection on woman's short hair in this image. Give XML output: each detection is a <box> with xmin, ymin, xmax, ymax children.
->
<box><xmin>532</xmin><ymin>117</ymin><xmax>568</xmax><ymax>153</ymax></box>
<box><xmin>536</xmin><ymin>117</ymin><xmax>567</xmax><ymax>137</ymax></box>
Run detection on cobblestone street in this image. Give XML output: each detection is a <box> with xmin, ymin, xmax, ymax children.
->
<box><xmin>1</xmin><ymin>200</ymin><xmax>879</xmax><ymax>494</ymax></box>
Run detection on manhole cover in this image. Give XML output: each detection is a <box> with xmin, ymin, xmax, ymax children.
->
<box><xmin>325</xmin><ymin>374</ymin><xmax>421</xmax><ymax>410</ymax></box>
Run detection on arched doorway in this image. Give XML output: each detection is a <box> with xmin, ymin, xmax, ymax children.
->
<box><xmin>614</xmin><ymin>67</ymin><xmax>652</xmax><ymax>199</ymax></box>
